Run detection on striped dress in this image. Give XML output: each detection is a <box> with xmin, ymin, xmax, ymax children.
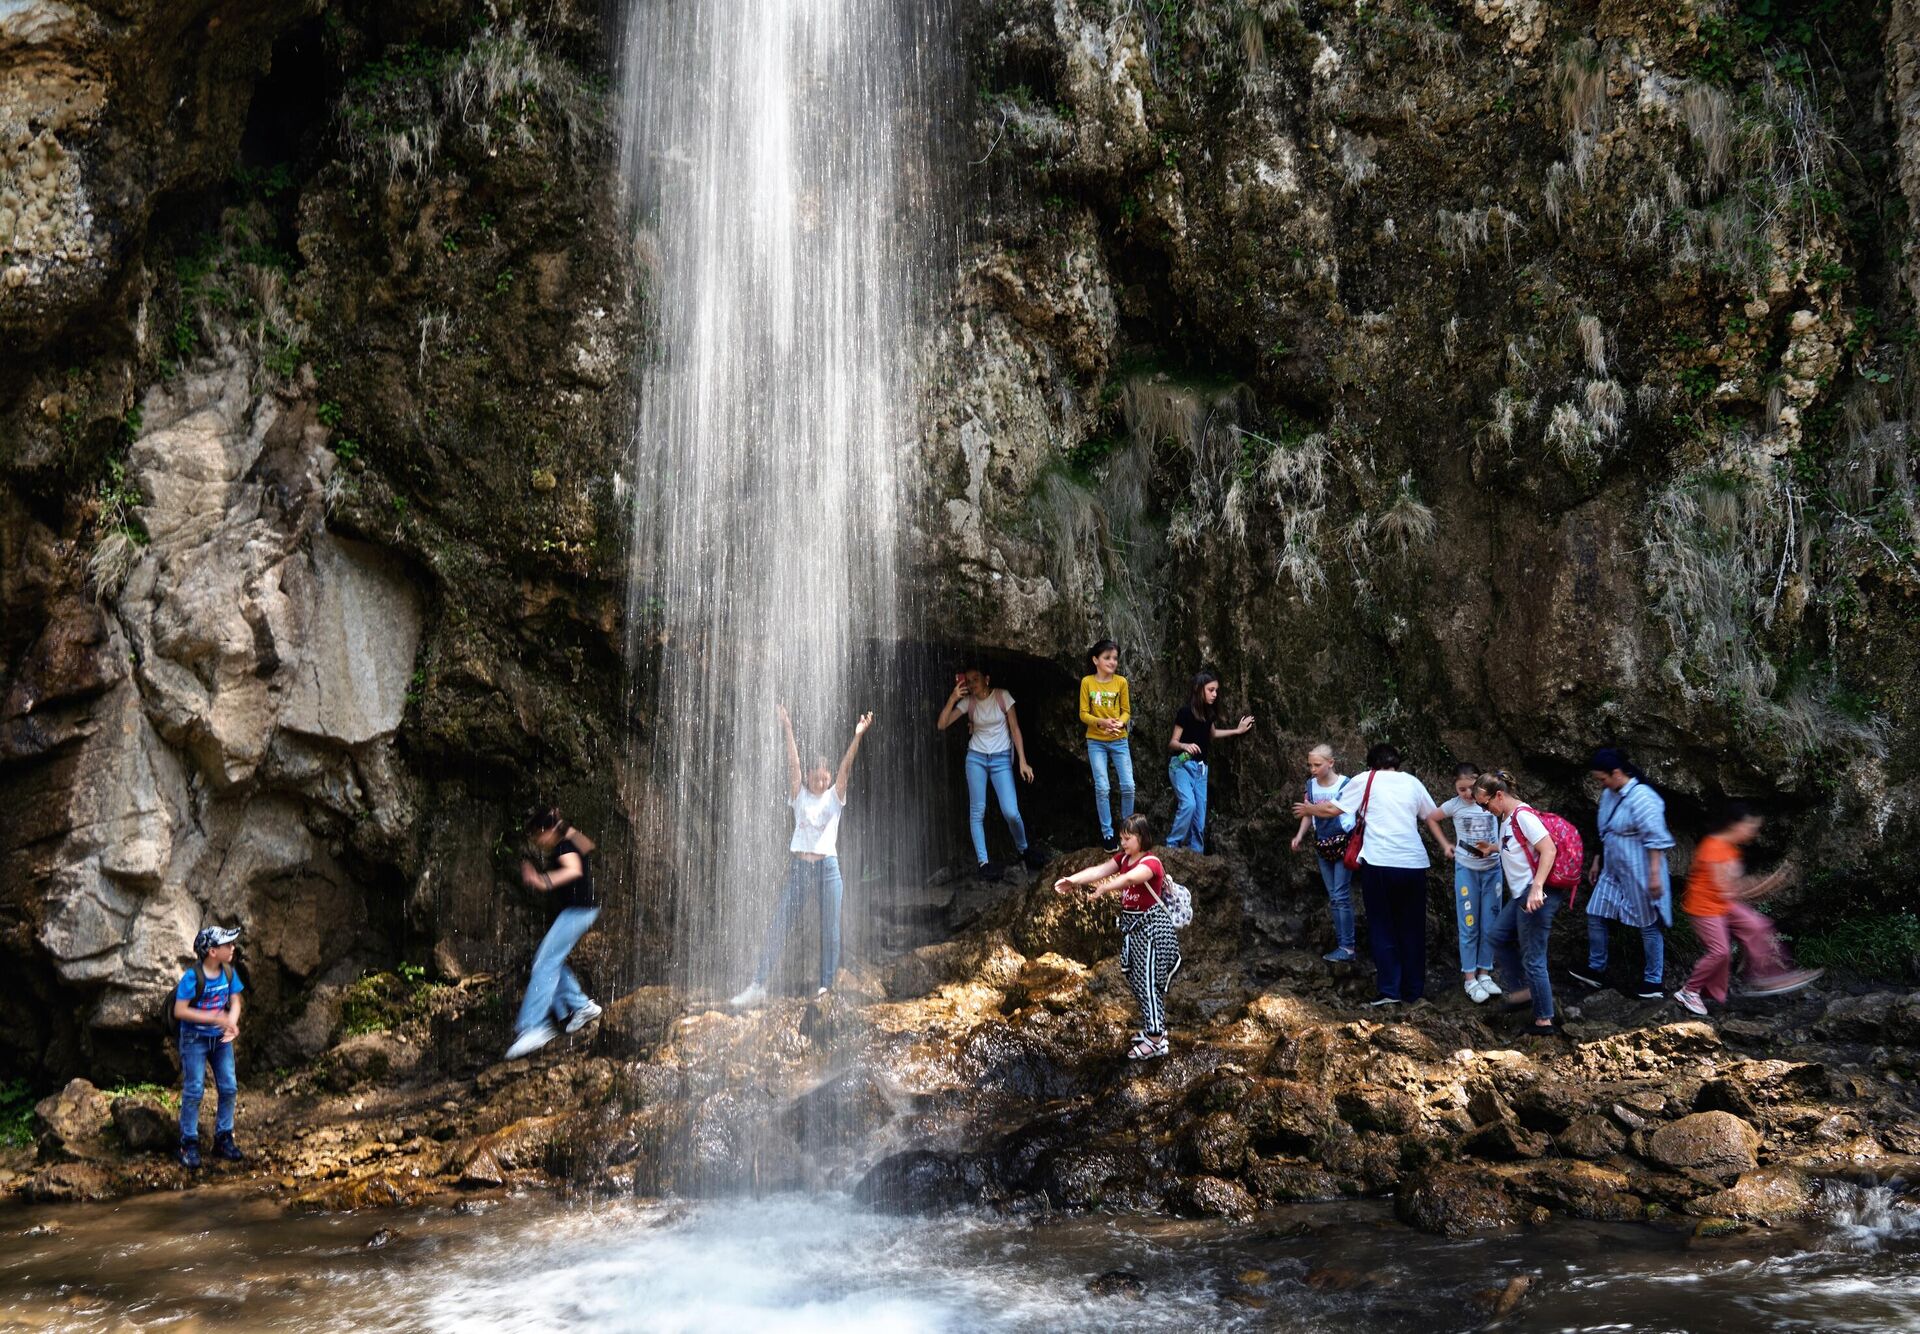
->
<box><xmin>1584</xmin><ymin>778</ymin><xmax>1676</xmax><ymax>928</ymax></box>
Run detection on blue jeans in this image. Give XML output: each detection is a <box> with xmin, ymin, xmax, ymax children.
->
<box><xmin>178</xmin><ymin>1031</ymin><xmax>236</xmax><ymax>1140</ymax></box>
<box><xmin>964</xmin><ymin>749</ymin><xmax>1028</xmax><ymax>864</ymax></box>
<box><xmin>1491</xmin><ymin>891</ymin><xmax>1560</xmax><ymax>1020</ymax></box>
<box><xmin>1317</xmin><ymin>854</ymin><xmax>1356</xmax><ymax>951</ymax></box>
<box><xmin>1087</xmin><ymin>738</ymin><xmax>1136</xmax><ymax>839</ymax></box>
<box><xmin>1587</xmin><ymin>913</ymin><xmax>1665</xmax><ymax>989</ymax></box>
<box><xmin>1453</xmin><ymin>862</ymin><xmax>1503</xmax><ymax>973</ymax></box>
<box><xmin>516</xmin><ymin>906</ymin><xmax>599</xmax><ymax>1035</ymax></box>
<box><xmin>1360</xmin><ymin>863</ymin><xmax>1428</xmax><ymax>1000</ymax></box>
<box><xmin>1166</xmin><ymin>758</ymin><xmax>1208</xmax><ymax>850</ymax></box>
<box><xmin>753</xmin><ymin>855</ymin><xmax>844</xmax><ymax>991</ymax></box>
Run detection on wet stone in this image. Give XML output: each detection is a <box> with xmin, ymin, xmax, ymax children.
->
<box><xmin>1645</xmin><ymin>1112</ymin><xmax>1761</xmax><ymax>1182</ymax></box>
<box><xmin>1086</xmin><ymin>1270</ymin><xmax>1145</xmax><ymax>1299</ymax></box>
<box><xmin>1555</xmin><ymin>1114</ymin><xmax>1627</xmax><ymax>1160</ymax></box>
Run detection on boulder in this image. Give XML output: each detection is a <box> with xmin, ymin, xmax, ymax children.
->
<box><xmin>1396</xmin><ymin>1164</ymin><xmax>1521</xmax><ymax>1236</ymax></box>
<box><xmin>1462</xmin><ymin>1119</ymin><xmax>1549</xmax><ymax>1161</ymax></box>
<box><xmin>1555</xmin><ymin>1114</ymin><xmax>1626</xmax><ymax>1160</ymax></box>
<box><xmin>110</xmin><ymin>1096</ymin><xmax>177</xmax><ymax>1155</ymax></box>
<box><xmin>33</xmin><ymin>1079</ymin><xmax>112</xmax><ymax>1159</ymax></box>
<box><xmin>321</xmin><ymin>1032</ymin><xmax>420</xmax><ymax>1091</ymax></box>
<box><xmin>1244</xmin><ymin>1079</ymin><xmax>1337</xmax><ymax>1152</ymax></box>
<box><xmin>1644</xmin><ymin>1112</ymin><xmax>1761</xmax><ymax>1181</ymax></box>
<box><xmin>1244</xmin><ymin>1156</ymin><xmax>1343</xmax><ymax>1204</ymax></box>
<box><xmin>1335</xmin><ymin>1084</ymin><xmax>1420</xmax><ymax>1135</ymax></box>
<box><xmin>1167</xmin><ymin>1174</ymin><xmax>1256</xmax><ymax>1221</ymax></box>
<box><xmin>20</xmin><ymin>1162</ymin><xmax>117</xmax><ymax>1203</ymax></box>
<box><xmin>1684</xmin><ymin>1166</ymin><xmax>1814</xmax><ymax>1225</ymax></box>
<box><xmin>597</xmin><ymin>986</ymin><xmax>681</xmax><ymax>1057</ymax></box>
<box><xmin>290</xmin><ymin>1170</ymin><xmax>425</xmax><ymax>1213</ymax></box>
<box><xmin>1185</xmin><ymin>1111</ymin><xmax>1250</xmax><ymax>1175</ymax></box>
<box><xmin>450</xmin><ymin>1115</ymin><xmax>569</xmax><ymax>1188</ymax></box>
<box><xmin>853</xmin><ymin>1150</ymin><xmax>986</xmax><ymax>1216</ymax></box>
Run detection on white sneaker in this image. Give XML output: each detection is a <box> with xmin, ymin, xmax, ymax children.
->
<box><xmin>504</xmin><ymin>1021</ymin><xmax>558</xmax><ymax>1060</ymax></box>
<box><xmin>565</xmin><ymin>1000</ymin><xmax>603</xmax><ymax>1033</ymax></box>
<box><xmin>1672</xmin><ymin>988</ymin><xmax>1708</xmax><ymax>1016</ymax></box>
<box><xmin>1467</xmin><ymin>977</ymin><xmax>1495</xmax><ymax>1004</ymax></box>
<box><xmin>729</xmin><ymin>982</ymin><xmax>767</xmax><ymax>1009</ymax></box>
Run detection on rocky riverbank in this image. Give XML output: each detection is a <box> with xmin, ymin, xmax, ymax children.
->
<box><xmin>9</xmin><ymin>851</ymin><xmax>1917</xmax><ymax>1241</ymax></box>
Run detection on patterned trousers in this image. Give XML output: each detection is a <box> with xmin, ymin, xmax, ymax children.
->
<box><xmin>1120</xmin><ymin>906</ymin><xmax>1182</xmax><ymax>1035</ymax></box>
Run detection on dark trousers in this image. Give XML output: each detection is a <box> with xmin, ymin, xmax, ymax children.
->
<box><xmin>1361</xmin><ymin>863</ymin><xmax>1429</xmax><ymax>1000</ymax></box>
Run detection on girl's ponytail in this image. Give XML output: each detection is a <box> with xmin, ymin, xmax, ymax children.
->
<box><xmin>1472</xmin><ymin>770</ymin><xmax>1518</xmax><ymax>800</ymax></box>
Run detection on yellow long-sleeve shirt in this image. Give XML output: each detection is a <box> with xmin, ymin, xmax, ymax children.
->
<box><xmin>1079</xmin><ymin>673</ymin><xmax>1131</xmax><ymax>740</ymax></box>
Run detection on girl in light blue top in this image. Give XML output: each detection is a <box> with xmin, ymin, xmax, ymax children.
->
<box><xmin>1572</xmin><ymin>747</ymin><xmax>1676</xmax><ymax>1000</ymax></box>
<box><xmin>1439</xmin><ymin>762</ymin><xmax>1503</xmax><ymax>1004</ymax></box>
<box><xmin>1289</xmin><ymin>743</ymin><xmax>1358</xmax><ymax>962</ymax></box>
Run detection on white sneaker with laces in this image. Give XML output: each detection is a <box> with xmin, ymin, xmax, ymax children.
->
<box><xmin>565</xmin><ymin>999</ymin><xmax>603</xmax><ymax>1033</ymax></box>
<box><xmin>1468</xmin><ymin>977</ymin><xmax>1496</xmax><ymax>1004</ymax></box>
<box><xmin>1672</xmin><ymin>988</ymin><xmax>1707</xmax><ymax>1016</ymax></box>
<box><xmin>504</xmin><ymin>1021</ymin><xmax>558</xmax><ymax>1061</ymax></box>
<box><xmin>729</xmin><ymin>982</ymin><xmax>767</xmax><ymax>1009</ymax></box>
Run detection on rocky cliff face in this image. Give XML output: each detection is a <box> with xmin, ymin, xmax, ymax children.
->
<box><xmin>0</xmin><ymin>0</ymin><xmax>637</xmax><ymax>1080</ymax></box>
<box><xmin>913</xmin><ymin>0</ymin><xmax>1920</xmax><ymax>902</ymax></box>
<box><xmin>3</xmin><ymin>0</ymin><xmax>1919</xmax><ymax>1082</ymax></box>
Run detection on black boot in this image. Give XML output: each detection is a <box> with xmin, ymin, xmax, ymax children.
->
<box><xmin>1021</xmin><ymin>845</ymin><xmax>1048</xmax><ymax>871</ymax></box>
<box><xmin>212</xmin><ymin>1131</ymin><xmax>245</xmax><ymax>1162</ymax></box>
<box><xmin>178</xmin><ymin>1136</ymin><xmax>201</xmax><ymax>1170</ymax></box>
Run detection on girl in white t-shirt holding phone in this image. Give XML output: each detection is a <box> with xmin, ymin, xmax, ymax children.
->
<box><xmin>1473</xmin><ymin>770</ymin><xmax>1560</xmax><ymax>1034</ymax></box>
<box><xmin>730</xmin><ymin>704</ymin><xmax>871</xmax><ymax>1008</ymax></box>
<box><xmin>938</xmin><ymin>662</ymin><xmax>1044</xmax><ymax>882</ymax></box>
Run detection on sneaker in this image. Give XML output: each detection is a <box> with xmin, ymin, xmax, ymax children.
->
<box><xmin>177</xmin><ymin>1137</ymin><xmax>201</xmax><ymax>1170</ymax></box>
<box><xmin>1365</xmin><ymin>996</ymin><xmax>1402</xmax><ymax>1009</ymax></box>
<box><xmin>815</xmin><ymin>986</ymin><xmax>830</xmax><ymax>999</ymax></box>
<box><xmin>976</xmin><ymin>861</ymin><xmax>1003</xmax><ymax>882</ymax></box>
<box><xmin>1566</xmin><ymin>968</ymin><xmax>1604</xmax><ymax>989</ymax></box>
<box><xmin>1020</xmin><ymin>845</ymin><xmax>1048</xmax><ymax>871</ymax></box>
<box><xmin>504</xmin><ymin>1021</ymin><xmax>559</xmax><ymax>1060</ymax></box>
<box><xmin>728</xmin><ymin>983</ymin><xmax>767</xmax><ymax>1010</ymax></box>
<box><xmin>212</xmin><ymin>1131</ymin><xmax>245</xmax><ymax>1162</ymax></box>
<box><xmin>1634</xmin><ymin>986</ymin><xmax>1665</xmax><ymax>1001</ymax></box>
<box><xmin>1466</xmin><ymin>977</ymin><xmax>1496</xmax><ymax>1004</ymax></box>
<box><xmin>1322</xmin><ymin>947</ymin><xmax>1357</xmax><ymax>963</ymax></box>
<box><xmin>565</xmin><ymin>999</ymin><xmax>603</xmax><ymax>1033</ymax></box>
<box><xmin>1672</xmin><ymin>988</ymin><xmax>1708</xmax><ymax>1016</ymax></box>
<box><xmin>1101</xmin><ymin>838</ymin><xmax>1120</xmax><ymax>855</ymax></box>
<box><xmin>1745</xmin><ymin>967</ymin><xmax>1825</xmax><ymax>998</ymax></box>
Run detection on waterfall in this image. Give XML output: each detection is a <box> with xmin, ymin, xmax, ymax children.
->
<box><xmin>615</xmin><ymin>0</ymin><xmax>953</xmax><ymax>1187</ymax></box>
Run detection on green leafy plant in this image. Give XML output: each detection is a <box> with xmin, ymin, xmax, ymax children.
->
<box><xmin>1794</xmin><ymin>911</ymin><xmax>1920</xmax><ymax>981</ymax></box>
<box><xmin>0</xmin><ymin>1079</ymin><xmax>34</xmax><ymax>1148</ymax></box>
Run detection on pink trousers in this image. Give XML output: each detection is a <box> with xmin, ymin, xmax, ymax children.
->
<box><xmin>1685</xmin><ymin>904</ymin><xmax>1787</xmax><ymax>1002</ymax></box>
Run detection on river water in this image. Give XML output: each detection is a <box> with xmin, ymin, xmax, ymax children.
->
<box><xmin>4</xmin><ymin>1185</ymin><xmax>1918</xmax><ymax>1332</ymax></box>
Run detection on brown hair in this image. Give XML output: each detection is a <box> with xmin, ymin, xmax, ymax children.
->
<box><xmin>1119</xmin><ymin>812</ymin><xmax>1157</xmax><ymax>850</ymax></box>
<box><xmin>1471</xmin><ymin>770</ymin><xmax>1518</xmax><ymax>800</ymax></box>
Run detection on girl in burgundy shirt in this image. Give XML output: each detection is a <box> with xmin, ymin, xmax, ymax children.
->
<box><xmin>1053</xmin><ymin>813</ymin><xmax>1181</xmax><ymax>1060</ymax></box>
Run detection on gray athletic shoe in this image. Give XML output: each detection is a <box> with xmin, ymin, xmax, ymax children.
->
<box><xmin>504</xmin><ymin>1021</ymin><xmax>558</xmax><ymax>1060</ymax></box>
<box><xmin>1745</xmin><ymin>967</ymin><xmax>1825</xmax><ymax>997</ymax></box>
<box><xmin>565</xmin><ymin>1000</ymin><xmax>602</xmax><ymax>1033</ymax></box>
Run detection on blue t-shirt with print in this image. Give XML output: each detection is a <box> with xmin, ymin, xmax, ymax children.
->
<box><xmin>175</xmin><ymin>965</ymin><xmax>243</xmax><ymax>1039</ymax></box>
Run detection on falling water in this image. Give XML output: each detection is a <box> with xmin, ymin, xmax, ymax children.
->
<box><xmin>615</xmin><ymin>0</ymin><xmax>953</xmax><ymax>1184</ymax></box>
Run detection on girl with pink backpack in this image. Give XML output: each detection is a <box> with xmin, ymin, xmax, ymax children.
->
<box><xmin>1474</xmin><ymin>771</ymin><xmax>1569</xmax><ymax>1035</ymax></box>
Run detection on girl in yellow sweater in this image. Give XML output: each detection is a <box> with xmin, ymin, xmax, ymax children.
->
<box><xmin>1080</xmin><ymin>638</ymin><xmax>1134</xmax><ymax>852</ymax></box>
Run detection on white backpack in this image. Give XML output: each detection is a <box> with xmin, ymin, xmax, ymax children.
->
<box><xmin>1154</xmin><ymin>875</ymin><xmax>1194</xmax><ymax>929</ymax></box>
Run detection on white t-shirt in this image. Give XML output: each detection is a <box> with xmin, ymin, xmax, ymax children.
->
<box><xmin>1335</xmin><ymin>769</ymin><xmax>1439</xmax><ymax>869</ymax></box>
<box><xmin>955</xmin><ymin>689</ymin><xmax>1014</xmax><ymax>754</ymax></box>
<box><xmin>1497</xmin><ymin>807</ymin><xmax>1551</xmax><ymax>896</ymax></box>
<box><xmin>789</xmin><ymin>787</ymin><xmax>846</xmax><ymax>856</ymax></box>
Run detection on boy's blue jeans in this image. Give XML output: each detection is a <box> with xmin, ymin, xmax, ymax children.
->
<box><xmin>1587</xmin><ymin>914</ymin><xmax>1665</xmax><ymax>989</ymax></box>
<box><xmin>178</xmin><ymin>1031</ymin><xmax>236</xmax><ymax>1140</ymax></box>
<box><xmin>1166</xmin><ymin>758</ymin><xmax>1208</xmax><ymax>851</ymax></box>
<box><xmin>1491</xmin><ymin>892</ymin><xmax>1560</xmax><ymax>1020</ymax></box>
<box><xmin>753</xmin><ymin>855</ymin><xmax>844</xmax><ymax>991</ymax></box>
<box><xmin>1087</xmin><ymin>738</ymin><xmax>1135</xmax><ymax>839</ymax></box>
<box><xmin>1453</xmin><ymin>862</ymin><xmax>1503</xmax><ymax>973</ymax></box>
<box><xmin>1317</xmin><ymin>854</ymin><xmax>1356</xmax><ymax>952</ymax></box>
<box><xmin>964</xmin><ymin>749</ymin><xmax>1028</xmax><ymax>864</ymax></box>
<box><xmin>516</xmin><ymin>906</ymin><xmax>600</xmax><ymax>1035</ymax></box>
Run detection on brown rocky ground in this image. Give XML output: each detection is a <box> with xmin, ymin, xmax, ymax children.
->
<box><xmin>7</xmin><ymin>850</ymin><xmax>1917</xmax><ymax>1241</ymax></box>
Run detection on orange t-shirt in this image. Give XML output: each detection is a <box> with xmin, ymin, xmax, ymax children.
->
<box><xmin>1684</xmin><ymin>835</ymin><xmax>1739</xmax><ymax>917</ymax></box>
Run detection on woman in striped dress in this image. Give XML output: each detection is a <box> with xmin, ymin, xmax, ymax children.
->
<box><xmin>1054</xmin><ymin>813</ymin><xmax>1180</xmax><ymax>1061</ymax></box>
<box><xmin>1571</xmin><ymin>748</ymin><xmax>1675</xmax><ymax>1000</ymax></box>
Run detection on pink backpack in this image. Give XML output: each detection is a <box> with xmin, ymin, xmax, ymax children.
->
<box><xmin>1513</xmin><ymin>805</ymin><xmax>1585</xmax><ymax>904</ymax></box>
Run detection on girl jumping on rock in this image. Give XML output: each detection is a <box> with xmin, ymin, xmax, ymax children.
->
<box><xmin>1054</xmin><ymin>813</ymin><xmax>1179</xmax><ymax>1061</ymax></box>
<box><xmin>730</xmin><ymin>704</ymin><xmax>871</xmax><ymax>1008</ymax></box>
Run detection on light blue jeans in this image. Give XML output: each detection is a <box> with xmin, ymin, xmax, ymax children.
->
<box><xmin>1491</xmin><ymin>892</ymin><xmax>1560</xmax><ymax>1020</ymax></box>
<box><xmin>1453</xmin><ymin>862</ymin><xmax>1503</xmax><ymax>973</ymax></box>
<box><xmin>965</xmin><ymin>749</ymin><xmax>1028</xmax><ymax>865</ymax></box>
<box><xmin>1587</xmin><ymin>914</ymin><xmax>1665</xmax><ymax>989</ymax></box>
<box><xmin>1087</xmin><ymin>737</ymin><xmax>1136</xmax><ymax>840</ymax></box>
<box><xmin>1166</xmin><ymin>757</ymin><xmax>1208</xmax><ymax>850</ymax></box>
<box><xmin>1317</xmin><ymin>854</ymin><xmax>1356</xmax><ymax>952</ymax></box>
<box><xmin>178</xmin><ymin>1031</ymin><xmax>236</xmax><ymax>1139</ymax></box>
<box><xmin>516</xmin><ymin>906</ymin><xmax>599</xmax><ymax>1035</ymax></box>
<box><xmin>753</xmin><ymin>855</ymin><xmax>844</xmax><ymax>991</ymax></box>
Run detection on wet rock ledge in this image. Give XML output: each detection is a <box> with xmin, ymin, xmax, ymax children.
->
<box><xmin>4</xmin><ymin>855</ymin><xmax>1917</xmax><ymax>1242</ymax></box>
